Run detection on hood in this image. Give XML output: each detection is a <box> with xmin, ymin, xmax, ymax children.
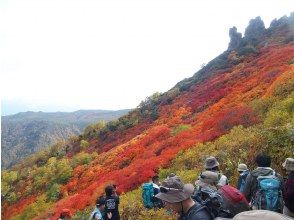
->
<box><xmin>251</xmin><ymin>167</ymin><xmax>274</xmax><ymax>177</ymax></box>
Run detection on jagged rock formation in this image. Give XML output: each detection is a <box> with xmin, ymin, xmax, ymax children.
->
<box><xmin>228</xmin><ymin>26</ymin><xmax>242</xmax><ymax>50</ymax></box>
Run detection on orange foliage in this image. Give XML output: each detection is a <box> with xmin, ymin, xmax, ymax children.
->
<box><xmin>3</xmin><ymin>35</ymin><xmax>294</xmax><ymax>220</ymax></box>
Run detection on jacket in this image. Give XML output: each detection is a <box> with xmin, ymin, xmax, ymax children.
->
<box><xmin>243</xmin><ymin>167</ymin><xmax>284</xmax><ymax>202</ymax></box>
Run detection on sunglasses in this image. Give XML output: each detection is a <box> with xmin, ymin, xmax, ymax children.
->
<box><xmin>160</xmin><ymin>186</ymin><xmax>183</xmax><ymax>193</ymax></box>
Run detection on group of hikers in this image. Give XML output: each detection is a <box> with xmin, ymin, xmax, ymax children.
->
<box><xmin>142</xmin><ymin>154</ymin><xmax>294</xmax><ymax>220</ymax></box>
<box><xmin>58</xmin><ymin>153</ymin><xmax>294</xmax><ymax>220</ymax></box>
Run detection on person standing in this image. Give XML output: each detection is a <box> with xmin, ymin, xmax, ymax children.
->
<box><xmin>204</xmin><ymin>156</ymin><xmax>228</xmax><ymax>187</ymax></box>
<box><xmin>243</xmin><ymin>153</ymin><xmax>284</xmax><ymax>212</ymax></box>
<box><xmin>155</xmin><ymin>175</ymin><xmax>213</xmax><ymax>220</ymax></box>
<box><xmin>236</xmin><ymin>163</ymin><xmax>249</xmax><ymax>193</ymax></box>
<box><xmin>282</xmin><ymin>158</ymin><xmax>294</xmax><ymax>217</ymax></box>
<box><xmin>105</xmin><ymin>185</ymin><xmax>120</xmax><ymax>220</ymax></box>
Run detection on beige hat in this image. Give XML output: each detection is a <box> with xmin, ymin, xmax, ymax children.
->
<box><xmin>282</xmin><ymin>158</ymin><xmax>294</xmax><ymax>171</ymax></box>
<box><xmin>205</xmin><ymin>156</ymin><xmax>220</xmax><ymax>169</ymax></box>
<box><xmin>233</xmin><ymin>210</ymin><xmax>293</xmax><ymax>220</ymax></box>
<box><xmin>237</xmin><ymin>163</ymin><xmax>248</xmax><ymax>172</ymax></box>
<box><xmin>195</xmin><ymin>171</ymin><xmax>219</xmax><ymax>186</ymax></box>
<box><xmin>155</xmin><ymin>175</ymin><xmax>194</xmax><ymax>203</ymax></box>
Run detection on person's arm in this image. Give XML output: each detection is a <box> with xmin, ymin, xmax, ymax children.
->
<box><xmin>243</xmin><ymin>174</ymin><xmax>253</xmax><ymax>202</ymax></box>
<box><xmin>94</xmin><ymin>212</ymin><xmax>102</xmax><ymax>220</ymax></box>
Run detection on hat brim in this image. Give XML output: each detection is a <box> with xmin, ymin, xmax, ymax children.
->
<box><xmin>205</xmin><ymin>161</ymin><xmax>220</xmax><ymax>169</ymax></box>
<box><xmin>195</xmin><ymin>180</ymin><xmax>209</xmax><ymax>188</ymax></box>
<box><xmin>237</xmin><ymin>168</ymin><xmax>248</xmax><ymax>172</ymax></box>
<box><xmin>155</xmin><ymin>184</ymin><xmax>194</xmax><ymax>203</ymax></box>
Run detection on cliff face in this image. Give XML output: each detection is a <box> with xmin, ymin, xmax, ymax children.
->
<box><xmin>2</xmin><ymin>14</ymin><xmax>294</xmax><ymax>220</ymax></box>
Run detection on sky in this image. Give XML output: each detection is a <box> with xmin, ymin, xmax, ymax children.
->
<box><xmin>0</xmin><ymin>0</ymin><xmax>293</xmax><ymax>115</ymax></box>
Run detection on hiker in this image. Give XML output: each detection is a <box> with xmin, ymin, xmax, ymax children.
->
<box><xmin>243</xmin><ymin>153</ymin><xmax>284</xmax><ymax>212</ymax></box>
<box><xmin>193</xmin><ymin>171</ymin><xmax>225</xmax><ymax>218</ymax></box>
<box><xmin>155</xmin><ymin>174</ymin><xmax>213</xmax><ymax>220</ymax></box>
<box><xmin>282</xmin><ymin>158</ymin><xmax>294</xmax><ymax>217</ymax></box>
<box><xmin>89</xmin><ymin>196</ymin><xmax>106</xmax><ymax>220</ymax></box>
<box><xmin>142</xmin><ymin>175</ymin><xmax>163</xmax><ymax>209</ymax></box>
<box><xmin>236</xmin><ymin>163</ymin><xmax>249</xmax><ymax>193</ymax></box>
<box><xmin>105</xmin><ymin>185</ymin><xmax>120</xmax><ymax>220</ymax></box>
<box><xmin>58</xmin><ymin>208</ymin><xmax>72</xmax><ymax>220</ymax></box>
<box><xmin>204</xmin><ymin>156</ymin><xmax>228</xmax><ymax>187</ymax></box>
<box><xmin>194</xmin><ymin>171</ymin><xmax>249</xmax><ymax>218</ymax></box>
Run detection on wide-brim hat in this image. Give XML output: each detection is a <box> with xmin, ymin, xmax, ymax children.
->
<box><xmin>194</xmin><ymin>180</ymin><xmax>217</xmax><ymax>191</ymax></box>
<box><xmin>282</xmin><ymin>158</ymin><xmax>294</xmax><ymax>171</ymax></box>
<box><xmin>205</xmin><ymin>156</ymin><xmax>220</xmax><ymax>169</ymax></box>
<box><xmin>155</xmin><ymin>175</ymin><xmax>194</xmax><ymax>203</ymax></box>
<box><xmin>195</xmin><ymin>171</ymin><xmax>219</xmax><ymax>185</ymax></box>
<box><xmin>237</xmin><ymin>163</ymin><xmax>248</xmax><ymax>172</ymax></box>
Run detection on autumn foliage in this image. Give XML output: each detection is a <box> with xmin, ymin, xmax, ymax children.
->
<box><xmin>2</xmin><ymin>15</ymin><xmax>294</xmax><ymax>220</ymax></box>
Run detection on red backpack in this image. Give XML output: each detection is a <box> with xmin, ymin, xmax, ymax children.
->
<box><xmin>218</xmin><ymin>185</ymin><xmax>249</xmax><ymax>217</ymax></box>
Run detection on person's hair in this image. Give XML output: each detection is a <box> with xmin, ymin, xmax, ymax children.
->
<box><xmin>96</xmin><ymin>196</ymin><xmax>106</xmax><ymax>208</ymax></box>
<box><xmin>256</xmin><ymin>153</ymin><xmax>271</xmax><ymax>167</ymax></box>
<box><xmin>152</xmin><ymin>175</ymin><xmax>159</xmax><ymax>183</ymax></box>
<box><xmin>105</xmin><ymin>185</ymin><xmax>114</xmax><ymax>197</ymax></box>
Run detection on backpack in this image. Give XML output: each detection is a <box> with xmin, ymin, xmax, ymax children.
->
<box><xmin>252</xmin><ymin>172</ymin><xmax>283</xmax><ymax>212</ymax></box>
<box><xmin>192</xmin><ymin>187</ymin><xmax>230</xmax><ymax>218</ymax></box>
<box><xmin>218</xmin><ymin>185</ymin><xmax>249</xmax><ymax>217</ymax></box>
<box><xmin>142</xmin><ymin>183</ymin><xmax>154</xmax><ymax>208</ymax></box>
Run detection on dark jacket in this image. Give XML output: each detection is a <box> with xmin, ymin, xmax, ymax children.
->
<box><xmin>243</xmin><ymin>167</ymin><xmax>284</xmax><ymax>202</ymax></box>
<box><xmin>284</xmin><ymin>171</ymin><xmax>294</xmax><ymax>212</ymax></box>
<box><xmin>105</xmin><ymin>195</ymin><xmax>120</xmax><ymax>220</ymax></box>
<box><xmin>179</xmin><ymin>203</ymin><xmax>213</xmax><ymax>220</ymax></box>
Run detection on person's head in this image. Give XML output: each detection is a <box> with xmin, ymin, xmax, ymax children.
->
<box><xmin>105</xmin><ymin>185</ymin><xmax>114</xmax><ymax>197</ymax></box>
<box><xmin>205</xmin><ymin>156</ymin><xmax>220</xmax><ymax>171</ymax></box>
<box><xmin>168</xmin><ymin>173</ymin><xmax>176</xmax><ymax>178</ymax></box>
<box><xmin>237</xmin><ymin>163</ymin><xmax>248</xmax><ymax>174</ymax></box>
<box><xmin>195</xmin><ymin>171</ymin><xmax>218</xmax><ymax>190</ymax></box>
<box><xmin>96</xmin><ymin>196</ymin><xmax>106</xmax><ymax>211</ymax></box>
<box><xmin>255</xmin><ymin>153</ymin><xmax>271</xmax><ymax>167</ymax></box>
<box><xmin>282</xmin><ymin>158</ymin><xmax>294</xmax><ymax>173</ymax></box>
<box><xmin>152</xmin><ymin>175</ymin><xmax>160</xmax><ymax>184</ymax></box>
<box><xmin>155</xmin><ymin>175</ymin><xmax>195</xmax><ymax>215</ymax></box>
<box><xmin>59</xmin><ymin>208</ymin><xmax>71</xmax><ymax>220</ymax></box>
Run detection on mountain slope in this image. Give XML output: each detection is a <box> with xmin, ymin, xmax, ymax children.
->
<box><xmin>1</xmin><ymin>110</ymin><xmax>130</xmax><ymax>168</ymax></box>
<box><xmin>2</xmin><ymin>14</ymin><xmax>294</xmax><ymax>219</ymax></box>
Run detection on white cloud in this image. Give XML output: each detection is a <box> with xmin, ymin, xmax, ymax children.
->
<box><xmin>0</xmin><ymin>0</ymin><xmax>293</xmax><ymax>112</ymax></box>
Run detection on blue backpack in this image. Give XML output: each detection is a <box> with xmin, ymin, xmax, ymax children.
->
<box><xmin>142</xmin><ymin>183</ymin><xmax>154</xmax><ymax>208</ymax></box>
<box><xmin>253</xmin><ymin>172</ymin><xmax>282</xmax><ymax>212</ymax></box>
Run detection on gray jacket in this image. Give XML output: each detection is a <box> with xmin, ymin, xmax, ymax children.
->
<box><xmin>243</xmin><ymin>167</ymin><xmax>284</xmax><ymax>202</ymax></box>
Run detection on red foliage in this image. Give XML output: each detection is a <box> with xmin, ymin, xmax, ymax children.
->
<box><xmin>3</xmin><ymin>37</ymin><xmax>294</xmax><ymax>220</ymax></box>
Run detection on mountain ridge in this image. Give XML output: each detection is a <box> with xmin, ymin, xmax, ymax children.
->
<box><xmin>1</xmin><ymin>109</ymin><xmax>130</xmax><ymax>169</ymax></box>
<box><xmin>1</xmin><ymin>14</ymin><xmax>294</xmax><ymax>219</ymax></box>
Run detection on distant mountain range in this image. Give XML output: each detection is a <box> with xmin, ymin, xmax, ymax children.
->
<box><xmin>1</xmin><ymin>109</ymin><xmax>130</xmax><ymax>168</ymax></box>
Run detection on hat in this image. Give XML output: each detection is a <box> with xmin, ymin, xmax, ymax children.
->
<box><xmin>205</xmin><ymin>156</ymin><xmax>220</xmax><ymax>169</ymax></box>
<box><xmin>233</xmin><ymin>210</ymin><xmax>292</xmax><ymax>220</ymax></box>
<box><xmin>195</xmin><ymin>171</ymin><xmax>219</xmax><ymax>188</ymax></box>
<box><xmin>237</xmin><ymin>163</ymin><xmax>248</xmax><ymax>172</ymax></box>
<box><xmin>282</xmin><ymin>158</ymin><xmax>294</xmax><ymax>171</ymax></box>
<box><xmin>155</xmin><ymin>175</ymin><xmax>194</xmax><ymax>203</ymax></box>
